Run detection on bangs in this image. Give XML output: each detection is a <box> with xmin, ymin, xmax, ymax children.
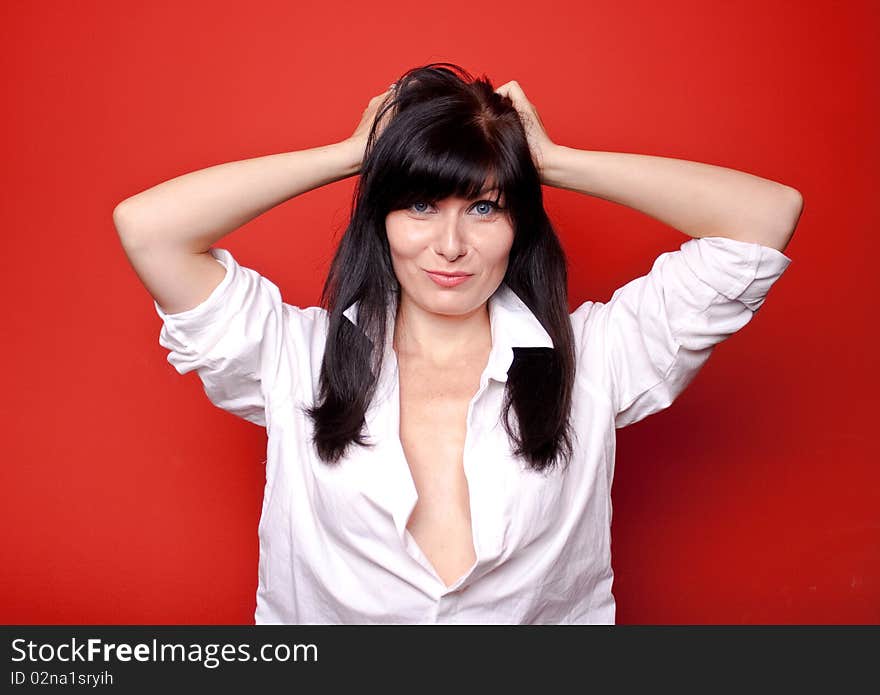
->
<box><xmin>375</xmin><ymin>123</ymin><xmax>516</xmax><ymax>212</ymax></box>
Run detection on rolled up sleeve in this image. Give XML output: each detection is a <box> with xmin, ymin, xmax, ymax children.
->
<box><xmin>153</xmin><ymin>247</ymin><xmax>286</xmax><ymax>428</ymax></box>
<box><xmin>573</xmin><ymin>236</ymin><xmax>793</xmax><ymax>429</ymax></box>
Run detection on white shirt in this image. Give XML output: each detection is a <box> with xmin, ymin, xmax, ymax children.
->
<box><xmin>153</xmin><ymin>235</ymin><xmax>792</xmax><ymax>624</ymax></box>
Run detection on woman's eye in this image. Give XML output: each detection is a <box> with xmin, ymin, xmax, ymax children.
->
<box><xmin>407</xmin><ymin>200</ymin><xmax>502</xmax><ymax>216</ymax></box>
<box><xmin>409</xmin><ymin>201</ymin><xmax>433</xmax><ymax>214</ymax></box>
<box><xmin>471</xmin><ymin>200</ymin><xmax>502</xmax><ymax>216</ymax></box>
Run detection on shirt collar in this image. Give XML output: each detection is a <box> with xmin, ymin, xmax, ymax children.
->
<box><xmin>341</xmin><ymin>282</ymin><xmax>553</xmax><ymax>384</ymax></box>
<box><xmin>485</xmin><ymin>282</ymin><xmax>554</xmax><ymax>351</ymax></box>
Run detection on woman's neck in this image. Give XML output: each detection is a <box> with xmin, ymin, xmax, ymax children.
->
<box><xmin>393</xmin><ymin>293</ymin><xmax>492</xmax><ymax>367</ymax></box>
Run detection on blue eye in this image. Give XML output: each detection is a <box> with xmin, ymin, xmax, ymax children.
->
<box><xmin>406</xmin><ymin>199</ymin><xmax>504</xmax><ymax>217</ymax></box>
<box><xmin>472</xmin><ymin>200</ymin><xmax>501</xmax><ymax>216</ymax></box>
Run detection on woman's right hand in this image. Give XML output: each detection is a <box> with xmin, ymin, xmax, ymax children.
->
<box><xmin>345</xmin><ymin>86</ymin><xmax>396</xmax><ymax>170</ymax></box>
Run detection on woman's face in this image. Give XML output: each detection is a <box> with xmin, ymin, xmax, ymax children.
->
<box><xmin>384</xmin><ymin>190</ymin><xmax>514</xmax><ymax>318</ymax></box>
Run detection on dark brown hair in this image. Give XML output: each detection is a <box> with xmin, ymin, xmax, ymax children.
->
<box><xmin>304</xmin><ymin>62</ymin><xmax>576</xmax><ymax>473</ymax></box>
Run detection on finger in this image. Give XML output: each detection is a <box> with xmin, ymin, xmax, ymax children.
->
<box><xmin>496</xmin><ymin>82</ymin><xmax>529</xmax><ymax>109</ymax></box>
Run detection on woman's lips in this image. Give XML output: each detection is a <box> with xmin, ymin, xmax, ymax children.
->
<box><xmin>424</xmin><ymin>270</ymin><xmax>472</xmax><ymax>287</ymax></box>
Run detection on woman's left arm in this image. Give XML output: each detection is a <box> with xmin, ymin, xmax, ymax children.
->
<box><xmin>542</xmin><ymin>146</ymin><xmax>803</xmax><ymax>252</ymax></box>
<box><xmin>495</xmin><ymin>80</ymin><xmax>803</xmax><ymax>253</ymax></box>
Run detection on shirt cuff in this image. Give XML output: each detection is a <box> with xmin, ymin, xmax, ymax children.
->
<box><xmin>679</xmin><ymin>235</ymin><xmax>793</xmax><ymax>312</ymax></box>
<box><xmin>152</xmin><ymin>247</ymin><xmax>234</xmax><ymax>332</ymax></box>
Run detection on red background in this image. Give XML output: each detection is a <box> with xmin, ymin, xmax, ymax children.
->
<box><xmin>2</xmin><ymin>1</ymin><xmax>877</xmax><ymax>624</ymax></box>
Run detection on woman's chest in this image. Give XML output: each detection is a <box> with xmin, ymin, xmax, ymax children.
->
<box><xmin>395</xmin><ymin>359</ymin><xmax>485</xmax><ymax>584</ymax></box>
<box><xmin>267</xmin><ymin>360</ymin><xmax>614</xmax><ymax>585</ymax></box>
<box><xmin>396</xmin><ymin>357</ymin><xmax>484</xmax><ymax>487</ymax></box>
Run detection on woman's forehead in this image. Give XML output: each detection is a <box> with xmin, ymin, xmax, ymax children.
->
<box><xmin>470</xmin><ymin>185</ymin><xmax>502</xmax><ymax>198</ymax></box>
<box><xmin>390</xmin><ymin>169</ymin><xmax>508</xmax><ymax>204</ymax></box>
<box><xmin>429</xmin><ymin>188</ymin><xmax>504</xmax><ymax>203</ymax></box>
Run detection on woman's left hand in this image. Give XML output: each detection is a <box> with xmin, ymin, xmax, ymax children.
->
<box><xmin>495</xmin><ymin>80</ymin><xmax>557</xmax><ymax>182</ymax></box>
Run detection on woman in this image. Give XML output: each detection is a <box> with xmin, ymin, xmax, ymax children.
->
<box><xmin>114</xmin><ymin>63</ymin><xmax>800</xmax><ymax>624</ymax></box>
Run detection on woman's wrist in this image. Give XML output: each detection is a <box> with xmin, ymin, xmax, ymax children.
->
<box><xmin>331</xmin><ymin>138</ymin><xmax>366</xmax><ymax>178</ymax></box>
<box><xmin>540</xmin><ymin>144</ymin><xmax>590</xmax><ymax>192</ymax></box>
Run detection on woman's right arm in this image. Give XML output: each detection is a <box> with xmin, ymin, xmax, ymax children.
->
<box><xmin>113</xmin><ymin>140</ymin><xmax>362</xmax><ymax>315</ymax></box>
<box><xmin>114</xmin><ymin>87</ymin><xmax>393</xmax><ymax>315</ymax></box>
<box><xmin>113</xmin><ymin>140</ymin><xmax>363</xmax><ymax>253</ymax></box>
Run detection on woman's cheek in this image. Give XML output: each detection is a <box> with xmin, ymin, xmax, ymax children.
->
<box><xmin>487</xmin><ymin>224</ymin><xmax>515</xmax><ymax>259</ymax></box>
<box><xmin>388</xmin><ymin>222</ymin><xmax>426</xmax><ymax>253</ymax></box>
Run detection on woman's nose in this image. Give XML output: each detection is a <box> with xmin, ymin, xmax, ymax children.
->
<box><xmin>433</xmin><ymin>215</ymin><xmax>467</xmax><ymax>260</ymax></box>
